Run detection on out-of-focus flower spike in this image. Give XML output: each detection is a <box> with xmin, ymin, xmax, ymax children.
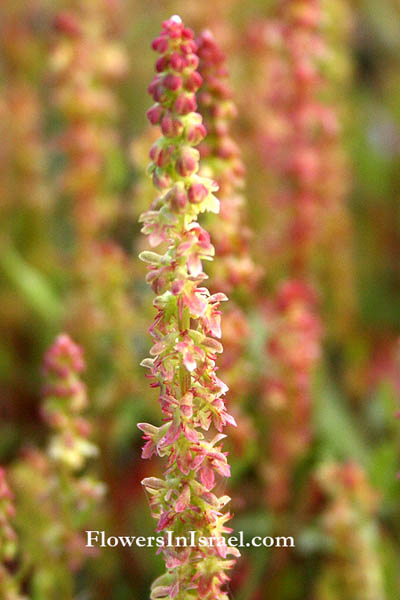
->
<box><xmin>40</xmin><ymin>334</ymin><xmax>105</xmax><ymax>571</ymax></box>
<box><xmin>0</xmin><ymin>468</ymin><xmax>24</xmax><ymax>599</ymax></box>
<box><xmin>261</xmin><ymin>280</ymin><xmax>322</xmax><ymax>510</ymax></box>
<box><xmin>50</xmin><ymin>1</ymin><xmax>136</xmax><ymax>413</ymax></box>
<box><xmin>41</xmin><ymin>333</ymin><xmax>98</xmax><ymax>472</ymax></box>
<box><xmin>196</xmin><ymin>28</ymin><xmax>260</xmax><ymax>460</ymax></box>
<box><xmin>50</xmin><ymin>0</ymin><xmax>128</xmax><ymax>249</ymax></box>
<box><xmin>197</xmin><ymin>28</ymin><xmax>260</xmax><ymax>297</ymax></box>
<box><xmin>313</xmin><ymin>461</ymin><xmax>385</xmax><ymax>599</ymax></box>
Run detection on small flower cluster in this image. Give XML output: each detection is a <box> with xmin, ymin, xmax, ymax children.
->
<box><xmin>42</xmin><ymin>333</ymin><xmax>97</xmax><ymax>471</ymax></box>
<box><xmin>139</xmin><ymin>16</ymin><xmax>239</xmax><ymax>600</ymax></box>
<box><xmin>314</xmin><ymin>462</ymin><xmax>385</xmax><ymax>600</ymax></box>
<box><xmin>262</xmin><ymin>280</ymin><xmax>321</xmax><ymax>510</ymax></box>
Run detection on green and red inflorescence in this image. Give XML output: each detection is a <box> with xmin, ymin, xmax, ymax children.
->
<box><xmin>41</xmin><ymin>334</ymin><xmax>105</xmax><ymax>570</ymax></box>
<box><xmin>196</xmin><ymin>29</ymin><xmax>259</xmax><ymax>297</ymax></box>
<box><xmin>313</xmin><ymin>461</ymin><xmax>385</xmax><ymax>599</ymax></box>
<box><xmin>138</xmin><ymin>15</ymin><xmax>239</xmax><ymax>600</ymax></box>
<box><xmin>42</xmin><ymin>333</ymin><xmax>98</xmax><ymax>472</ymax></box>
<box><xmin>262</xmin><ymin>280</ymin><xmax>321</xmax><ymax>510</ymax></box>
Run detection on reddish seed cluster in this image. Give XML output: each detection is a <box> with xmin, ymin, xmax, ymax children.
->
<box><xmin>262</xmin><ymin>280</ymin><xmax>321</xmax><ymax>510</ymax></box>
<box><xmin>139</xmin><ymin>16</ymin><xmax>238</xmax><ymax>600</ymax></box>
<box><xmin>42</xmin><ymin>334</ymin><xmax>97</xmax><ymax>471</ymax></box>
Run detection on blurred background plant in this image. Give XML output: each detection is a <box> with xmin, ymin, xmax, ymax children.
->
<box><xmin>0</xmin><ymin>0</ymin><xmax>399</xmax><ymax>598</ymax></box>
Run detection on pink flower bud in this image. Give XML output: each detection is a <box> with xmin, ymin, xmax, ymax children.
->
<box><xmin>174</xmin><ymin>94</ymin><xmax>197</xmax><ymax>115</ymax></box>
<box><xmin>167</xmin><ymin>185</ymin><xmax>188</xmax><ymax>212</ymax></box>
<box><xmin>188</xmin><ymin>183</ymin><xmax>208</xmax><ymax>204</ymax></box>
<box><xmin>184</xmin><ymin>71</ymin><xmax>203</xmax><ymax>92</ymax></box>
<box><xmin>149</xmin><ymin>143</ymin><xmax>160</xmax><ymax>163</ymax></box>
<box><xmin>161</xmin><ymin>115</ymin><xmax>184</xmax><ymax>137</ymax></box>
<box><xmin>175</xmin><ymin>147</ymin><xmax>198</xmax><ymax>177</ymax></box>
<box><xmin>162</xmin><ymin>17</ymin><xmax>183</xmax><ymax>39</ymax></box>
<box><xmin>151</xmin><ymin>36</ymin><xmax>168</xmax><ymax>53</ymax></box>
<box><xmin>152</xmin><ymin>169</ymin><xmax>172</xmax><ymax>190</ymax></box>
<box><xmin>186</xmin><ymin>122</ymin><xmax>207</xmax><ymax>145</ymax></box>
<box><xmin>156</xmin><ymin>55</ymin><xmax>169</xmax><ymax>72</ymax></box>
<box><xmin>156</xmin><ymin>146</ymin><xmax>174</xmax><ymax>168</ymax></box>
<box><xmin>147</xmin><ymin>104</ymin><xmax>164</xmax><ymax>125</ymax></box>
<box><xmin>182</xmin><ymin>27</ymin><xmax>194</xmax><ymax>40</ymax></box>
<box><xmin>170</xmin><ymin>52</ymin><xmax>186</xmax><ymax>72</ymax></box>
<box><xmin>164</xmin><ymin>73</ymin><xmax>182</xmax><ymax>91</ymax></box>
<box><xmin>180</xmin><ymin>41</ymin><xmax>197</xmax><ymax>55</ymax></box>
<box><xmin>152</xmin><ymin>82</ymin><xmax>167</xmax><ymax>103</ymax></box>
<box><xmin>185</xmin><ymin>54</ymin><xmax>199</xmax><ymax>70</ymax></box>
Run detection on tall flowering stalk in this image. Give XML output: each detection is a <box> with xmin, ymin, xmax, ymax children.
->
<box><xmin>243</xmin><ymin>0</ymin><xmax>350</xmax><ymax>511</ymax></box>
<box><xmin>245</xmin><ymin>0</ymin><xmax>354</xmax><ymax>295</ymax></box>
<box><xmin>0</xmin><ymin>469</ymin><xmax>24</xmax><ymax>600</ymax></box>
<box><xmin>139</xmin><ymin>16</ymin><xmax>239</xmax><ymax>600</ymax></box>
<box><xmin>262</xmin><ymin>281</ymin><xmax>321</xmax><ymax>510</ymax></box>
<box><xmin>313</xmin><ymin>462</ymin><xmax>385</xmax><ymax>600</ymax></box>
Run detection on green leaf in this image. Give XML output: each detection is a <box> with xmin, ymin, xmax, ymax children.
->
<box><xmin>0</xmin><ymin>246</ymin><xmax>62</xmax><ymax>324</ymax></box>
<box><xmin>314</xmin><ymin>367</ymin><xmax>370</xmax><ymax>466</ymax></box>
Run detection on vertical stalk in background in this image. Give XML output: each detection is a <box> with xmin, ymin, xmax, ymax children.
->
<box><xmin>50</xmin><ymin>1</ymin><xmax>135</xmax><ymax>411</ymax></box>
<box><xmin>139</xmin><ymin>16</ymin><xmax>239</xmax><ymax>600</ymax></box>
<box><xmin>41</xmin><ymin>333</ymin><xmax>105</xmax><ymax>567</ymax></box>
<box><xmin>0</xmin><ymin>0</ymin><xmax>50</xmax><ymax>220</ymax></box>
<box><xmin>0</xmin><ymin>469</ymin><xmax>24</xmax><ymax>599</ymax></box>
<box><xmin>51</xmin><ymin>1</ymin><xmax>127</xmax><ymax>251</ymax></box>
<box><xmin>11</xmin><ymin>334</ymin><xmax>104</xmax><ymax>598</ymax></box>
<box><xmin>196</xmin><ymin>29</ymin><xmax>260</xmax><ymax>461</ymax></box>
<box><xmin>246</xmin><ymin>0</ymin><xmax>355</xmax><ymax>310</ymax></box>
<box><xmin>313</xmin><ymin>462</ymin><xmax>385</xmax><ymax>600</ymax></box>
<box><xmin>0</xmin><ymin>0</ymin><xmax>59</xmax><ymax>437</ymax></box>
<box><xmin>262</xmin><ymin>281</ymin><xmax>321</xmax><ymax>510</ymax></box>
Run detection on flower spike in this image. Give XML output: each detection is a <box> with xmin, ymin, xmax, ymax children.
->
<box><xmin>139</xmin><ymin>16</ymin><xmax>238</xmax><ymax>600</ymax></box>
